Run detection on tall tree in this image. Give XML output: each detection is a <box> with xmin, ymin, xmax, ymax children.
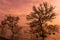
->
<box><xmin>27</xmin><ymin>2</ymin><xmax>58</xmax><ymax>40</ymax></box>
<box><xmin>0</xmin><ymin>15</ymin><xmax>22</xmax><ymax>40</ymax></box>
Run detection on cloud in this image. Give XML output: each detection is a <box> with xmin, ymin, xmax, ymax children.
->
<box><xmin>0</xmin><ymin>0</ymin><xmax>58</xmax><ymax>17</ymax></box>
<box><xmin>0</xmin><ymin>0</ymin><xmax>60</xmax><ymax>25</ymax></box>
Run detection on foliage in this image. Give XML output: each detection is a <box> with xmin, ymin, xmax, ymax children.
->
<box><xmin>27</xmin><ymin>2</ymin><xmax>58</xmax><ymax>40</ymax></box>
<box><xmin>0</xmin><ymin>15</ymin><xmax>22</xmax><ymax>40</ymax></box>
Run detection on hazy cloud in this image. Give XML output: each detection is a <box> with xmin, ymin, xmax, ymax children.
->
<box><xmin>0</xmin><ymin>0</ymin><xmax>60</xmax><ymax>25</ymax></box>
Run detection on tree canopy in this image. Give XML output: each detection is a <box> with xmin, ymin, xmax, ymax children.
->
<box><xmin>27</xmin><ymin>2</ymin><xmax>58</xmax><ymax>40</ymax></box>
<box><xmin>0</xmin><ymin>15</ymin><xmax>22</xmax><ymax>40</ymax></box>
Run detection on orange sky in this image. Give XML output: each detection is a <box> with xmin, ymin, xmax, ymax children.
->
<box><xmin>0</xmin><ymin>0</ymin><xmax>60</xmax><ymax>26</ymax></box>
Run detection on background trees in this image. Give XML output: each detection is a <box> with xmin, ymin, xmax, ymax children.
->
<box><xmin>0</xmin><ymin>15</ymin><xmax>22</xmax><ymax>40</ymax></box>
<box><xmin>27</xmin><ymin>2</ymin><xmax>58</xmax><ymax>40</ymax></box>
<box><xmin>0</xmin><ymin>2</ymin><xmax>59</xmax><ymax>40</ymax></box>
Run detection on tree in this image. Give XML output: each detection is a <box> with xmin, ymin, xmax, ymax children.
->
<box><xmin>27</xmin><ymin>2</ymin><xmax>58</xmax><ymax>40</ymax></box>
<box><xmin>0</xmin><ymin>15</ymin><xmax>22</xmax><ymax>40</ymax></box>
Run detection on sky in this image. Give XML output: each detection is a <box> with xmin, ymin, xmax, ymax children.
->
<box><xmin>0</xmin><ymin>0</ymin><xmax>60</xmax><ymax>40</ymax></box>
<box><xmin>0</xmin><ymin>0</ymin><xmax>60</xmax><ymax>26</ymax></box>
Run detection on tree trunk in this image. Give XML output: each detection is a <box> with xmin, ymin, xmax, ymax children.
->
<box><xmin>42</xmin><ymin>37</ymin><xmax>45</xmax><ymax>40</ymax></box>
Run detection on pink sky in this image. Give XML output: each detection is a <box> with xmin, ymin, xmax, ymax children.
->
<box><xmin>0</xmin><ymin>0</ymin><xmax>60</xmax><ymax>40</ymax></box>
<box><xmin>0</xmin><ymin>0</ymin><xmax>60</xmax><ymax>25</ymax></box>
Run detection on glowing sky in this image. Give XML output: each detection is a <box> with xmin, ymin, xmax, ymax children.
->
<box><xmin>0</xmin><ymin>0</ymin><xmax>60</xmax><ymax>25</ymax></box>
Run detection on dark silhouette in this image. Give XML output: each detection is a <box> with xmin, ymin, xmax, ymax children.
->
<box><xmin>0</xmin><ymin>15</ymin><xmax>22</xmax><ymax>40</ymax></box>
<box><xmin>0</xmin><ymin>37</ymin><xmax>10</xmax><ymax>40</ymax></box>
<box><xmin>27</xmin><ymin>2</ymin><xmax>58</xmax><ymax>40</ymax></box>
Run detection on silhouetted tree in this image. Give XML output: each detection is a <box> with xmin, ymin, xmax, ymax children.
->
<box><xmin>27</xmin><ymin>2</ymin><xmax>58</xmax><ymax>40</ymax></box>
<box><xmin>0</xmin><ymin>15</ymin><xmax>22</xmax><ymax>40</ymax></box>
